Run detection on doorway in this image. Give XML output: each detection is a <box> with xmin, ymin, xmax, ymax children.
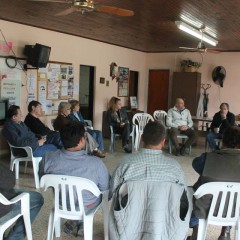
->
<box><xmin>79</xmin><ymin>65</ymin><xmax>95</xmax><ymax>121</ymax></box>
<box><xmin>147</xmin><ymin>69</ymin><xmax>169</xmax><ymax>115</ymax></box>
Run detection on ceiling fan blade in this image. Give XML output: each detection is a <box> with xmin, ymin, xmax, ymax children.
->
<box><xmin>27</xmin><ymin>0</ymin><xmax>71</xmax><ymax>3</ymax></box>
<box><xmin>55</xmin><ymin>6</ymin><xmax>76</xmax><ymax>16</ymax></box>
<box><xmin>97</xmin><ymin>5</ymin><xmax>134</xmax><ymax>16</ymax></box>
<box><xmin>179</xmin><ymin>47</ymin><xmax>197</xmax><ymax>50</ymax></box>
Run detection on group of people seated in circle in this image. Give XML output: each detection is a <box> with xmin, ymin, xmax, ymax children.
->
<box><xmin>0</xmin><ymin>95</ymin><xmax>239</xmax><ymax>240</ymax></box>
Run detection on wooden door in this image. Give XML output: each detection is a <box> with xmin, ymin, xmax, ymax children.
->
<box><xmin>147</xmin><ymin>70</ymin><xmax>169</xmax><ymax>115</ymax></box>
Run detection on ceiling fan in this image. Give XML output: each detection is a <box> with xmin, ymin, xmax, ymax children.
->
<box><xmin>179</xmin><ymin>27</ymin><xmax>222</xmax><ymax>54</ymax></box>
<box><xmin>27</xmin><ymin>0</ymin><xmax>134</xmax><ymax>17</ymax></box>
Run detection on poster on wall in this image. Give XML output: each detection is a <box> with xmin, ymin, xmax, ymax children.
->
<box><xmin>1</xmin><ymin>79</ymin><xmax>21</xmax><ymax>105</ymax></box>
<box><xmin>0</xmin><ymin>67</ymin><xmax>21</xmax><ymax>105</ymax></box>
<box><xmin>118</xmin><ymin>67</ymin><xmax>129</xmax><ymax>97</ymax></box>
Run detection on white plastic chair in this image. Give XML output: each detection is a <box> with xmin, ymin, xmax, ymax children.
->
<box><xmin>40</xmin><ymin>174</ymin><xmax>109</xmax><ymax>240</ymax></box>
<box><xmin>194</xmin><ymin>182</ymin><xmax>240</xmax><ymax>240</ymax></box>
<box><xmin>132</xmin><ymin>113</ymin><xmax>154</xmax><ymax>151</ymax></box>
<box><xmin>0</xmin><ymin>192</ymin><xmax>32</xmax><ymax>240</ymax></box>
<box><xmin>153</xmin><ymin>110</ymin><xmax>167</xmax><ymax>125</ymax></box>
<box><xmin>8</xmin><ymin>143</ymin><xmax>42</xmax><ymax>189</ymax></box>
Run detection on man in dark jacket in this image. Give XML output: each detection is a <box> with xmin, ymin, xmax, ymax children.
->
<box><xmin>2</xmin><ymin>105</ymin><xmax>57</xmax><ymax>157</ymax></box>
<box><xmin>0</xmin><ymin>164</ymin><xmax>43</xmax><ymax>239</ymax></box>
<box><xmin>207</xmin><ymin>103</ymin><xmax>235</xmax><ymax>150</ymax></box>
<box><xmin>24</xmin><ymin>100</ymin><xmax>63</xmax><ymax>149</ymax></box>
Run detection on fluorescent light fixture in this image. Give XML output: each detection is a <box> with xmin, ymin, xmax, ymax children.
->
<box><xmin>175</xmin><ymin>21</ymin><xmax>218</xmax><ymax>46</ymax></box>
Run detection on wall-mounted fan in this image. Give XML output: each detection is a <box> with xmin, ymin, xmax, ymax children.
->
<box><xmin>212</xmin><ymin>66</ymin><xmax>226</xmax><ymax>87</ymax></box>
<box><xmin>179</xmin><ymin>28</ymin><xmax>222</xmax><ymax>54</ymax></box>
<box><xmin>27</xmin><ymin>0</ymin><xmax>134</xmax><ymax>16</ymax></box>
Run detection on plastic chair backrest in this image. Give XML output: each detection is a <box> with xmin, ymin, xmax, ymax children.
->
<box><xmin>132</xmin><ymin>113</ymin><xmax>154</xmax><ymax>134</ymax></box>
<box><xmin>7</xmin><ymin>142</ymin><xmax>42</xmax><ymax>189</ymax></box>
<box><xmin>153</xmin><ymin>110</ymin><xmax>167</xmax><ymax>125</ymax></box>
<box><xmin>40</xmin><ymin>174</ymin><xmax>102</xmax><ymax>217</ymax></box>
<box><xmin>194</xmin><ymin>182</ymin><xmax>240</xmax><ymax>225</ymax></box>
<box><xmin>0</xmin><ymin>192</ymin><xmax>32</xmax><ymax>240</ymax></box>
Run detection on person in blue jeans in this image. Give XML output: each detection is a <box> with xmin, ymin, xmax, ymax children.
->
<box><xmin>0</xmin><ymin>164</ymin><xmax>44</xmax><ymax>240</ymax></box>
<box><xmin>69</xmin><ymin>100</ymin><xmax>105</xmax><ymax>154</ymax></box>
<box><xmin>2</xmin><ymin>105</ymin><xmax>57</xmax><ymax>158</ymax></box>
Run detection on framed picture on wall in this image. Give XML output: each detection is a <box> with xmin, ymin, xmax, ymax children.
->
<box><xmin>118</xmin><ymin>67</ymin><xmax>129</xmax><ymax>97</ymax></box>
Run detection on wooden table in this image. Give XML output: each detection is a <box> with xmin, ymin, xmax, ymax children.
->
<box><xmin>192</xmin><ymin>116</ymin><xmax>213</xmax><ymax>131</ymax></box>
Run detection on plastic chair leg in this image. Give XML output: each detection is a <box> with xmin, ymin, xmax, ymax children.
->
<box><xmin>15</xmin><ymin>162</ymin><xmax>19</xmax><ymax>180</ymax></box>
<box><xmin>47</xmin><ymin>210</ymin><xmax>55</xmax><ymax>240</ymax></box>
<box><xmin>54</xmin><ymin>217</ymin><xmax>61</xmax><ymax>238</ymax></box>
<box><xmin>84</xmin><ymin>215</ymin><xmax>94</xmax><ymax>240</ymax></box>
<box><xmin>32</xmin><ymin>158</ymin><xmax>40</xmax><ymax>189</ymax></box>
<box><xmin>197</xmin><ymin>219</ymin><xmax>208</xmax><ymax>240</ymax></box>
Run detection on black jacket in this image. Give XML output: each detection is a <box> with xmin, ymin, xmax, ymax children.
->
<box><xmin>210</xmin><ymin>111</ymin><xmax>235</xmax><ymax>134</ymax></box>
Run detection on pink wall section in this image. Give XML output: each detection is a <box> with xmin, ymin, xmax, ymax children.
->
<box><xmin>0</xmin><ymin>20</ymin><xmax>147</xmax><ymax>130</ymax></box>
<box><xmin>146</xmin><ymin>52</ymin><xmax>240</xmax><ymax>118</ymax></box>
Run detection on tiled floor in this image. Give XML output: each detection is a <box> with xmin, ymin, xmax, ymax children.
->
<box><xmin>0</xmin><ymin>137</ymin><xmax>235</xmax><ymax>239</ymax></box>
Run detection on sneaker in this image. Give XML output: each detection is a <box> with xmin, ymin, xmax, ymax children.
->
<box><xmin>123</xmin><ymin>145</ymin><xmax>132</xmax><ymax>153</ymax></box>
<box><xmin>180</xmin><ymin>146</ymin><xmax>186</xmax><ymax>156</ymax></box>
<box><xmin>175</xmin><ymin>147</ymin><xmax>180</xmax><ymax>156</ymax></box>
<box><xmin>63</xmin><ymin>220</ymin><xmax>83</xmax><ymax>237</ymax></box>
<box><xmin>93</xmin><ymin>150</ymin><xmax>106</xmax><ymax>158</ymax></box>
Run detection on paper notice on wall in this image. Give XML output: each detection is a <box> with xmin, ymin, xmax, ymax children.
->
<box><xmin>61</xmin><ymin>80</ymin><xmax>68</xmax><ymax>97</ymax></box>
<box><xmin>27</xmin><ymin>73</ymin><xmax>37</xmax><ymax>103</ymax></box>
<box><xmin>45</xmin><ymin>100</ymin><xmax>53</xmax><ymax>115</ymax></box>
<box><xmin>38</xmin><ymin>80</ymin><xmax>47</xmax><ymax>111</ymax></box>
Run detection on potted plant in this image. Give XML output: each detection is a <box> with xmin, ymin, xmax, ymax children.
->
<box><xmin>180</xmin><ymin>59</ymin><xmax>202</xmax><ymax>72</ymax></box>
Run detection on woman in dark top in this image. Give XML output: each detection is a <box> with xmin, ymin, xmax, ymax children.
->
<box><xmin>107</xmin><ymin>97</ymin><xmax>131</xmax><ymax>153</ymax></box>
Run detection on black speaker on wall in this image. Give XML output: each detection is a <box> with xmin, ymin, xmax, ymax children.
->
<box><xmin>23</xmin><ymin>43</ymin><xmax>51</xmax><ymax>69</ymax></box>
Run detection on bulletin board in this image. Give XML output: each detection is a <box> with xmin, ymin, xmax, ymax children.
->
<box><xmin>36</xmin><ymin>63</ymin><xmax>74</xmax><ymax>115</ymax></box>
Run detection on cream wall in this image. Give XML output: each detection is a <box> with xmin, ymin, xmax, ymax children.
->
<box><xmin>0</xmin><ymin>20</ymin><xmax>147</xmax><ymax>130</ymax></box>
<box><xmin>146</xmin><ymin>52</ymin><xmax>240</xmax><ymax>118</ymax></box>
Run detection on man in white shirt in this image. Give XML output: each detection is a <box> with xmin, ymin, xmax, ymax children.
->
<box><xmin>167</xmin><ymin>98</ymin><xmax>197</xmax><ymax>156</ymax></box>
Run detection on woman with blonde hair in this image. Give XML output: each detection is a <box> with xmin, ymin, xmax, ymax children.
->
<box><xmin>54</xmin><ymin>101</ymin><xmax>105</xmax><ymax>158</ymax></box>
<box><xmin>107</xmin><ymin>97</ymin><xmax>131</xmax><ymax>153</ymax></box>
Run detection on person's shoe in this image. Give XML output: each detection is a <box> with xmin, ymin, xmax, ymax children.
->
<box><xmin>123</xmin><ymin>145</ymin><xmax>132</xmax><ymax>153</ymax></box>
<box><xmin>175</xmin><ymin>147</ymin><xmax>180</xmax><ymax>156</ymax></box>
<box><xmin>93</xmin><ymin>150</ymin><xmax>106</xmax><ymax>158</ymax></box>
<box><xmin>64</xmin><ymin>220</ymin><xmax>83</xmax><ymax>237</ymax></box>
<box><xmin>180</xmin><ymin>146</ymin><xmax>186</xmax><ymax>156</ymax></box>
<box><xmin>218</xmin><ymin>226</ymin><xmax>231</xmax><ymax>240</ymax></box>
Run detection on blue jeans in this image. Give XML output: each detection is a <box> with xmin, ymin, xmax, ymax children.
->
<box><xmin>2</xmin><ymin>190</ymin><xmax>44</xmax><ymax>240</ymax></box>
<box><xmin>46</xmin><ymin>132</ymin><xmax>63</xmax><ymax>149</ymax></box>
<box><xmin>33</xmin><ymin>144</ymin><xmax>57</xmax><ymax>158</ymax></box>
<box><xmin>207</xmin><ymin>132</ymin><xmax>222</xmax><ymax>150</ymax></box>
<box><xmin>87</xmin><ymin>129</ymin><xmax>104</xmax><ymax>151</ymax></box>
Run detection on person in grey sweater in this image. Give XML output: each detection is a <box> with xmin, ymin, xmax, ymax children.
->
<box><xmin>167</xmin><ymin>98</ymin><xmax>197</xmax><ymax>156</ymax></box>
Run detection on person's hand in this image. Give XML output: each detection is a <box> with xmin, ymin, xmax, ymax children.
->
<box><xmin>38</xmin><ymin>138</ymin><xmax>46</xmax><ymax>146</ymax></box>
<box><xmin>179</xmin><ymin>125</ymin><xmax>189</xmax><ymax>131</ymax></box>
<box><xmin>120</xmin><ymin>123</ymin><xmax>125</xmax><ymax>127</ymax></box>
<box><xmin>220</xmin><ymin>112</ymin><xmax>227</xmax><ymax>119</ymax></box>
